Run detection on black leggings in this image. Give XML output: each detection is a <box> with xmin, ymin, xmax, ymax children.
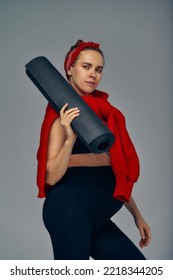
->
<box><xmin>43</xmin><ymin>166</ymin><xmax>146</xmax><ymax>260</ymax></box>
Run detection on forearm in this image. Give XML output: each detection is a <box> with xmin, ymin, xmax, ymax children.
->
<box><xmin>46</xmin><ymin>139</ymin><xmax>74</xmax><ymax>185</ymax></box>
<box><xmin>124</xmin><ymin>195</ymin><xmax>142</xmax><ymax>219</ymax></box>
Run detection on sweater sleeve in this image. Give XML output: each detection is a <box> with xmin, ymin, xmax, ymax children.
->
<box><xmin>116</xmin><ymin>110</ymin><xmax>140</xmax><ymax>182</ymax></box>
<box><xmin>108</xmin><ymin>107</ymin><xmax>140</xmax><ymax>202</ymax></box>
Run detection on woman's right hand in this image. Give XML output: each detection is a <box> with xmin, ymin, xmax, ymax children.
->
<box><xmin>60</xmin><ymin>103</ymin><xmax>80</xmax><ymax>144</ymax></box>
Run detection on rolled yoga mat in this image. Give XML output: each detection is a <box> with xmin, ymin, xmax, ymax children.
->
<box><xmin>25</xmin><ymin>56</ymin><xmax>115</xmax><ymax>153</ymax></box>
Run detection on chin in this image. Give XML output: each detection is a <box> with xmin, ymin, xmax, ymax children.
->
<box><xmin>85</xmin><ymin>88</ymin><xmax>96</xmax><ymax>95</ymax></box>
<box><xmin>79</xmin><ymin>89</ymin><xmax>94</xmax><ymax>96</ymax></box>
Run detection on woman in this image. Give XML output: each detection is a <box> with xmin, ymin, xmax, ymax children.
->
<box><xmin>37</xmin><ymin>40</ymin><xmax>151</xmax><ymax>260</ymax></box>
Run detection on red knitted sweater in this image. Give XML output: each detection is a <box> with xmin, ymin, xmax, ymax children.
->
<box><xmin>36</xmin><ymin>90</ymin><xmax>140</xmax><ymax>202</ymax></box>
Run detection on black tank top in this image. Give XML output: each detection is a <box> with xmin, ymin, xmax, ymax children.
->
<box><xmin>72</xmin><ymin>137</ymin><xmax>91</xmax><ymax>154</ymax></box>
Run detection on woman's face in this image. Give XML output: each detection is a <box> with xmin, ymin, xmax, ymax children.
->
<box><xmin>68</xmin><ymin>50</ymin><xmax>104</xmax><ymax>96</ymax></box>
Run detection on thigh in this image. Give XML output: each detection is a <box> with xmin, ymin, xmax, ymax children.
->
<box><xmin>42</xmin><ymin>184</ymin><xmax>92</xmax><ymax>260</ymax></box>
<box><xmin>47</xmin><ymin>216</ymin><xmax>92</xmax><ymax>260</ymax></box>
<box><xmin>91</xmin><ymin>220</ymin><xmax>146</xmax><ymax>260</ymax></box>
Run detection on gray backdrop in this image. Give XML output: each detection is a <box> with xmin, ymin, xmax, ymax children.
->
<box><xmin>0</xmin><ymin>0</ymin><xmax>172</xmax><ymax>260</ymax></box>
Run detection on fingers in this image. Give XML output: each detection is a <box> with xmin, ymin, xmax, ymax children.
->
<box><xmin>139</xmin><ymin>235</ymin><xmax>151</xmax><ymax>248</ymax></box>
<box><xmin>139</xmin><ymin>227</ymin><xmax>145</xmax><ymax>241</ymax></box>
<box><xmin>139</xmin><ymin>226</ymin><xmax>152</xmax><ymax>248</ymax></box>
<box><xmin>60</xmin><ymin>103</ymin><xmax>80</xmax><ymax>127</ymax></box>
<box><xmin>138</xmin><ymin>228</ymin><xmax>146</xmax><ymax>249</ymax></box>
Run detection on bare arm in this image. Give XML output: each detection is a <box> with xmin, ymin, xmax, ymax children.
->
<box><xmin>124</xmin><ymin>196</ymin><xmax>141</xmax><ymax>219</ymax></box>
<box><xmin>46</xmin><ymin>103</ymin><xmax>80</xmax><ymax>185</ymax></box>
<box><xmin>124</xmin><ymin>196</ymin><xmax>152</xmax><ymax>248</ymax></box>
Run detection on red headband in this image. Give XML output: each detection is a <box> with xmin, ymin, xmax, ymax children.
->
<box><xmin>64</xmin><ymin>41</ymin><xmax>100</xmax><ymax>79</ymax></box>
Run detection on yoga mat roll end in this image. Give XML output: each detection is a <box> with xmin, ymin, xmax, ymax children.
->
<box><xmin>90</xmin><ymin>133</ymin><xmax>115</xmax><ymax>153</ymax></box>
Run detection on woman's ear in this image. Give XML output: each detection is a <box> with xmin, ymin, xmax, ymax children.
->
<box><xmin>67</xmin><ymin>66</ymin><xmax>73</xmax><ymax>77</ymax></box>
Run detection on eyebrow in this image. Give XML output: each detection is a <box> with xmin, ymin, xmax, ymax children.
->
<box><xmin>82</xmin><ymin>62</ymin><xmax>104</xmax><ymax>69</ymax></box>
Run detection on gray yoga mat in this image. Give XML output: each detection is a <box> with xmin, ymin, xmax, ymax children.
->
<box><xmin>25</xmin><ymin>56</ymin><xmax>115</xmax><ymax>153</ymax></box>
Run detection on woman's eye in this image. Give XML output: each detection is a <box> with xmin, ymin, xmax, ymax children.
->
<box><xmin>96</xmin><ymin>69</ymin><xmax>103</xmax><ymax>73</ymax></box>
<box><xmin>83</xmin><ymin>65</ymin><xmax>90</xmax><ymax>69</ymax></box>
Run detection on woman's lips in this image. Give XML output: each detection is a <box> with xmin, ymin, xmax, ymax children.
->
<box><xmin>85</xmin><ymin>81</ymin><xmax>95</xmax><ymax>86</ymax></box>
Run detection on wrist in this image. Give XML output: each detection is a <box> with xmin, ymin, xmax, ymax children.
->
<box><xmin>65</xmin><ymin>138</ymin><xmax>76</xmax><ymax>147</ymax></box>
<box><xmin>133</xmin><ymin>211</ymin><xmax>142</xmax><ymax>220</ymax></box>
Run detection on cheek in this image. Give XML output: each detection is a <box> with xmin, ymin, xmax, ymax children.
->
<box><xmin>74</xmin><ymin>70</ymin><xmax>84</xmax><ymax>81</ymax></box>
<box><xmin>97</xmin><ymin>74</ymin><xmax>102</xmax><ymax>83</ymax></box>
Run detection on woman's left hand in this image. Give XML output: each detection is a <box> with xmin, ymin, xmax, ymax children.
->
<box><xmin>134</xmin><ymin>215</ymin><xmax>152</xmax><ymax>248</ymax></box>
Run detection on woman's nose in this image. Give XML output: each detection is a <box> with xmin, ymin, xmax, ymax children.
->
<box><xmin>89</xmin><ymin>69</ymin><xmax>96</xmax><ymax>78</ymax></box>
